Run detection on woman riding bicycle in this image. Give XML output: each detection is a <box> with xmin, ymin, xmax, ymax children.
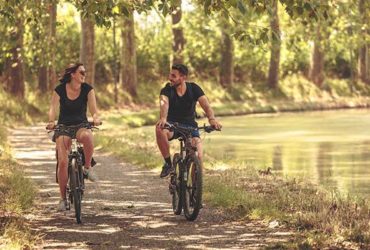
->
<box><xmin>46</xmin><ymin>62</ymin><xmax>101</xmax><ymax>211</ymax></box>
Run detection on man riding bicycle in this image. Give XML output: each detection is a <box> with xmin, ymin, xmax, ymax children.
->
<box><xmin>155</xmin><ymin>64</ymin><xmax>222</xmax><ymax>178</ymax></box>
<box><xmin>46</xmin><ymin>63</ymin><xmax>101</xmax><ymax>211</ymax></box>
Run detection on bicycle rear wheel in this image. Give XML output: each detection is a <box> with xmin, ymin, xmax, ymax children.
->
<box><xmin>69</xmin><ymin>158</ymin><xmax>82</xmax><ymax>224</ymax></box>
<box><xmin>171</xmin><ymin>153</ymin><xmax>183</xmax><ymax>215</ymax></box>
<box><xmin>184</xmin><ymin>156</ymin><xmax>203</xmax><ymax>221</ymax></box>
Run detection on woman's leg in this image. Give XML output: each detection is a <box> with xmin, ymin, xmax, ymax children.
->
<box><xmin>56</xmin><ymin>136</ymin><xmax>72</xmax><ymax>200</ymax></box>
<box><xmin>76</xmin><ymin>128</ymin><xmax>93</xmax><ymax>169</ymax></box>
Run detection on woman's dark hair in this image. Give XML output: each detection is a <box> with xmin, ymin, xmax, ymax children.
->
<box><xmin>172</xmin><ymin>64</ymin><xmax>188</xmax><ymax>76</ymax></box>
<box><xmin>59</xmin><ymin>63</ymin><xmax>83</xmax><ymax>84</ymax></box>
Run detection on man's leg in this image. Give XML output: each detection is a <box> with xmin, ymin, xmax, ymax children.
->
<box><xmin>155</xmin><ymin>125</ymin><xmax>174</xmax><ymax>177</ymax></box>
<box><xmin>192</xmin><ymin>137</ymin><xmax>203</xmax><ymax>161</ymax></box>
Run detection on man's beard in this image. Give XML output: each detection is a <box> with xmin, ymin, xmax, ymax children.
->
<box><xmin>170</xmin><ymin>81</ymin><xmax>181</xmax><ymax>88</ymax></box>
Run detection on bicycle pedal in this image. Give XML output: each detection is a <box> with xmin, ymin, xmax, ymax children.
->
<box><xmin>168</xmin><ymin>184</ymin><xmax>175</xmax><ymax>194</ymax></box>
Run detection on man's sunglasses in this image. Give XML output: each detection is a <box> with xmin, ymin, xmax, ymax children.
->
<box><xmin>78</xmin><ymin>71</ymin><xmax>86</xmax><ymax>76</ymax></box>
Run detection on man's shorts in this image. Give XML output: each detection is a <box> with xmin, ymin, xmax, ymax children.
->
<box><xmin>53</xmin><ymin>123</ymin><xmax>90</xmax><ymax>142</ymax></box>
<box><xmin>168</xmin><ymin>122</ymin><xmax>200</xmax><ymax>141</ymax></box>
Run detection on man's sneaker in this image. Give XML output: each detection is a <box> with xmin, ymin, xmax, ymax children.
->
<box><xmin>84</xmin><ymin>167</ymin><xmax>98</xmax><ymax>182</ymax></box>
<box><xmin>160</xmin><ymin>162</ymin><xmax>173</xmax><ymax>178</ymax></box>
<box><xmin>58</xmin><ymin>199</ymin><xmax>67</xmax><ymax>211</ymax></box>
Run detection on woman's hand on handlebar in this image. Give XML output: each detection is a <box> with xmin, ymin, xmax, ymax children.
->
<box><xmin>46</xmin><ymin>121</ymin><xmax>55</xmax><ymax>130</ymax></box>
<box><xmin>156</xmin><ymin>118</ymin><xmax>167</xmax><ymax>128</ymax></box>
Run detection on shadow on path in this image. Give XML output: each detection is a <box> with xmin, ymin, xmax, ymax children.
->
<box><xmin>10</xmin><ymin>125</ymin><xmax>294</xmax><ymax>249</ymax></box>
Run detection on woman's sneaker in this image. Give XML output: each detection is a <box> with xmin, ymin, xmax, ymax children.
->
<box><xmin>84</xmin><ymin>167</ymin><xmax>98</xmax><ymax>182</ymax></box>
<box><xmin>58</xmin><ymin>199</ymin><xmax>67</xmax><ymax>211</ymax></box>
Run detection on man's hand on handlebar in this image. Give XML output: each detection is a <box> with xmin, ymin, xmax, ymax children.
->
<box><xmin>93</xmin><ymin>119</ymin><xmax>102</xmax><ymax>126</ymax></box>
<box><xmin>209</xmin><ymin>118</ymin><xmax>222</xmax><ymax>131</ymax></box>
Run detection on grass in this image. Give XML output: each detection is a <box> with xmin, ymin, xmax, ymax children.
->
<box><xmin>1</xmin><ymin>75</ymin><xmax>370</xmax><ymax>248</ymax></box>
<box><xmin>98</xmin><ymin>75</ymin><xmax>370</xmax><ymax>129</ymax></box>
<box><xmin>0</xmin><ymin>129</ymin><xmax>37</xmax><ymax>249</ymax></box>
<box><xmin>0</xmin><ymin>87</ymin><xmax>46</xmax><ymax>126</ymax></box>
<box><xmin>95</xmin><ymin>121</ymin><xmax>370</xmax><ymax>249</ymax></box>
<box><xmin>203</xmin><ymin>166</ymin><xmax>369</xmax><ymax>249</ymax></box>
<box><xmin>0</xmin><ymin>90</ymin><xmax>38</xmax><ymax>249</ymax></box>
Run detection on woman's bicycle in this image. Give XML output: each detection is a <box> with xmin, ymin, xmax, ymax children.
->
<box><xmin>48</xmin><ymin>122</ymin><xmax>99</xmax><ymax>224</ymax></box>
<box><xmin>164</xmin><ymin>122</ymin><xmax>219</xmax><ymax>221</ymax></box>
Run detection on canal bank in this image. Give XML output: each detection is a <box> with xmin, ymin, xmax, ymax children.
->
<box><xmin>96</xmin><ymin>108</ymin><xmax>370</xmax><ymax>249</ymax></box>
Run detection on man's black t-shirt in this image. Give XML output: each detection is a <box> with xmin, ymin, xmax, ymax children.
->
<box><xmin>160</xmin><ymin>82</ymin><xmax>205</xmax><ymax>127</ymax></box>
<box><xmin>55</xmin><ymin>82</ymin><xmax>93</xmax><ymax>126</ymax></box>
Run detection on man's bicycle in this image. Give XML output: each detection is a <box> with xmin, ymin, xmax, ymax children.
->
<box><xmin>48</xmin><ymin>122</ymin><xmax>99</xmax><ymax>224</ymax></box>
<box><xmin>164</xmin><ymin>122</ymin><xmax>219</xmax><ymax>221</ymax></box>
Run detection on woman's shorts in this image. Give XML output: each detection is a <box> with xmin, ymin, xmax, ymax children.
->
<box><xmin>53</xmin><ymin>123</ymin><xmax>90</xmax><ymax>142</ymax></box>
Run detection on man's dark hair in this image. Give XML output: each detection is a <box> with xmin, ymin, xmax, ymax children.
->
<box><xmin>172</xmin><ymin>64</ymin><xmax>188</xmax><ymax>76</ymax></box>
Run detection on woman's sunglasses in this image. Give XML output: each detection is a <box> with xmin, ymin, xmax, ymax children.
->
<box><xmin>78</xmin><ymin>70</ymin><xmax>86</xmax><ymax>76</ymax></box>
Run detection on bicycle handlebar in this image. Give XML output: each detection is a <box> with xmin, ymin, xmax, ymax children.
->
<box><xmin>46</xmin><ymin>121</ymin><xmax>102</xmax><ymax>131</ymax></box>
<box><xmin>163</xmin><ymin>122</ymin><xmax>220</xmax><ymax>134</ymax></box>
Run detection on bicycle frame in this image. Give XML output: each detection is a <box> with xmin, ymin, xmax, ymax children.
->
<box><xmin>167</xmin><ymin>122</ymin><xmax>219</xmax><ymax>221</ymax></box>
<box><xmin>47</xmin><ymin>122</ymin><xmax>100</xmax><ymax>224</ymax></box>
<box><xmin>177</xmin><ymin>135</ymin><xmax>198</xmax><ymax>181</ymax></box>
<box><xmin>68</xmin><ymin>139</ymin><xmax>84</xmax><ymax>192</ymax></box>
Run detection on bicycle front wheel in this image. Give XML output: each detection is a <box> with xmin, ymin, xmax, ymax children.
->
<box><xmin>69</xmin><ymin>158</ymin><xmax>82</xmax><ymax>224</ymax></box>
<box><xmin>184</xmin><ymin>156</ymin><xmax>203</xmax><ymax>221</ymax></box>
<box><xmin>171</xmin><ymin>153</ymin><xmax>183</xmax><ymax>215</ymax></box>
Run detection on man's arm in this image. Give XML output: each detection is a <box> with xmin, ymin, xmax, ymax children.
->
<box><xmin>156</xmin><ymin>95</ymin><xmax>169</xmax><ymax>128</ymax></box>
<box><xmin>198</xmin><ymin>95</ymin><xmax>222</xmax><ymax>130</ymax></box>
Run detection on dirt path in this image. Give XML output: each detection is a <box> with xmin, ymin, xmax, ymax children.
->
<box><xmin>10</xmin><ymin>125</ymin><xmax>294</xmax><ymax>249</ymax></box>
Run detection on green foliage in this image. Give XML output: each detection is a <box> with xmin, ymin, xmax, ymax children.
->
<box><xmin>135</xmin><ymin>12</ymin><xmax>172</xmax><ymax>80</ymax></box>
<box><xmin>0</xmin><ymin>87</ymin><xmax>44</xmax><ymax>125</ymax></box>
<box><xmin>182</xmin><ymin>11</ymin><xmax>221</xmax><ymax>76</ymax></box>
<box><xmin>279</xmin><ymin>74</ymin><xmax>322</xmax><ymax>101</ymax></box>
<box><xmin>95</xmin><ymin>125</ymin><xmax>160</xmax><ymax>169</ymax></box>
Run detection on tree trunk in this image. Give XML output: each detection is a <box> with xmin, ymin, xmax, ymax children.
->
<box><xmin>171</xmin><ymin>0</ymin><xmax>185</xmax><ymax>64</ymax></box>
<box><xmin>120</xmin><ymin>13</ymin><xmax>137</xmax><ymax>98</ymax></box>
<box><xmin>358</xmin><ymin>0</ymin><xmax>370</xmax><ymax>84</ymax></box>
<box><xmin>219</xmin><ymin>17</ymin><xmax>233</xmax><ymax>88</ymax></box>
<box><xmin>80</xmin><ymin>16</ymin><xmax>95</xmax><ymax>85</ymax></box>
<box><xmin>267</xmin><ymin>0</ymin><xmax>281</xmax><ymax>89</ymax></box>
<box><xmin>38</xmin><ymin>66</ymin><xmax>48</xmax><ymax>92</ymax></box>
<box><xmin>49</xmin><ymin>1</ymin><xmax>57</xmax><ymax>90</ymax></box>
<box><xmin>8</xmin><ymin>16</ymin><xmax>25</xmax><ymax>98</ymax></box>
<box><xmin>309</xmin><ymin>26</ymin><xmax>325</xmax><ymax>88</ymax></box>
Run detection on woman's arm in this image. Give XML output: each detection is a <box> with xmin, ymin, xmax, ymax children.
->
<box><xmin>87</xmin><ymin>89</ymin><xmax>100</xmax><ymax>125</ymax></box>
<box><xmin>47</xmin><ymin>91</ymin><xmax>60</xmax><ymax>129</ymax></box>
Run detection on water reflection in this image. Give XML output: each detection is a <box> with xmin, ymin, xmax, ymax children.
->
<box><xmin>199</xmin><ymin>110</ymin><xmax>370</xmax><ymax>199</ymax></box>
<box><xmin>316</xmin><ymin>142</ymin><xmax>336</xmax><ymax>190</ymax></box>
<box><xmin>142</xmin><ymin>110</ymin><xmax>370</xmax><ymax>198</ymax></box>
<box><xmin>272</xmin><ymin>145</ymin><xmax>283</xmax><ymax>171</ymax></box>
